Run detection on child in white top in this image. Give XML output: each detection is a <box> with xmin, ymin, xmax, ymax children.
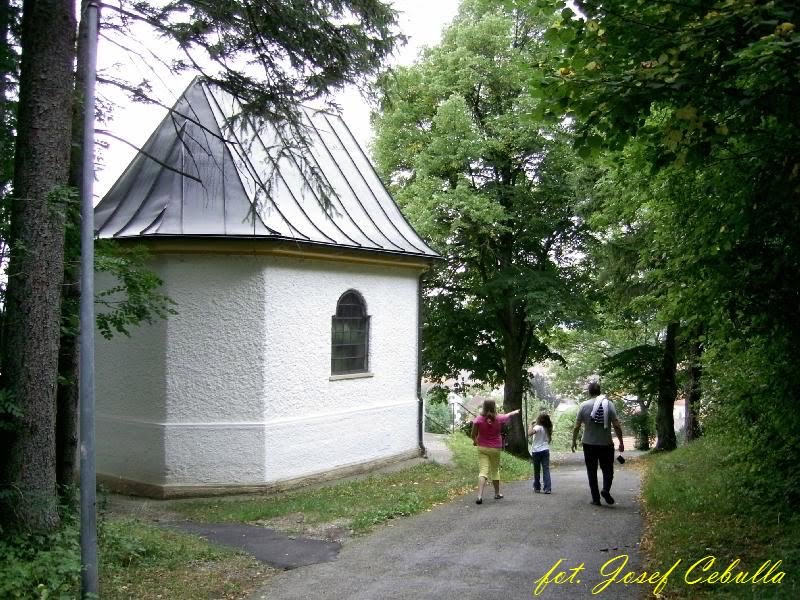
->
<box><xmin>527</xmin><ymin>413</ymin><xmax>553</xmax><ymax>493</ymax></box>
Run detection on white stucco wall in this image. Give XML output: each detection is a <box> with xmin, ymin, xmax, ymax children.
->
<box><xmin>95</xmin><ymin>266</ymin><xmax>169</xmax><ymax>482</ymax></box>
<box><xmin>95</xmin><ymin>251</ymin><xmax>423</xmax><ymax>491</ymax></box>
<box><xmin>261</xmin><ymin>256</ymin><xmax>420</xmax><ymax>482</ymax></box>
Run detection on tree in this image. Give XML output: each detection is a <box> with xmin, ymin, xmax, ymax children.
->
<box><xmin>0</xmin><ymin>0</ymin><xmax>77</xmax><ymax>531</ymax></box>
<box><xmin>373</xmin><ymin>4</ymin><xmax>593</xmax><ymax>456</ymax></box>
<box><xmin>98</xmin><ymin>0</ymin><xmax>401</xmax><ymax>147</ymax></box>
<box><xmin>527</xmin><ymin>0</ymin><xmax>799</xmax><ymax>496</ymax></box>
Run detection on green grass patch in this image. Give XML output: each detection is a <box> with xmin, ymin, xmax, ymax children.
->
<box><xmin>171</xmin><ymin>433</ymin><xmax>532</xmax><ymax>532</ymax></box>
<box><xmin>642</xmin><ymin>435</ymin><xmax>799</xmax><ymax>599</ymax></box>
<box><xmin>0</xmin><ymin>516</ymin><xmax>269</xmax><ymax>600</ymax></box>
<box><xmin>100</xmin><ymin>518</ymin><xmax>269</xmax><ymax>600</ymax></box>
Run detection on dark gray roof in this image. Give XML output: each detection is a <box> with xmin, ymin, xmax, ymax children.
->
<box><xmin>95</xmin><ymin>79</ymin><xmax>438</xmax><ymax>260</ymax></box>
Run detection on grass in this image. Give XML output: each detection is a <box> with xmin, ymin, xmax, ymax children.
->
<box><xmin>641</xmin><ymin>436</ymin><xmax>800</xmax><ymax>599</ymax></box>
<box><xmin>0</xmin><ymin>515</ymin><xmax>272</xmax><ymax>600</ymax></box>
<box><xmin>170</xmin><ymin>433</ymin><xmax>532</xmax><ymax>532</ymax></box>
<box><xmin>99</xmin><ymin>519</ymin><xmax>272</xmax><ymax>600</ymax></box>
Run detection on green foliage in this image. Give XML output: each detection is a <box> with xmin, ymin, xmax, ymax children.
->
<box><xmin>626</xmin><ymin>408</ymin><xmax>655</xmax><ymax>451</ymax></box>
<box><xmin>536</xmin><ymin>1</ymin><xmax>800</xmax><ymax>160</ymax></box>
<box><xmin>528</xmin><ymin>374</ymin><xmax>559</xmax><ymax>411</ymax></box>
<box><xmin>373</xmin><ymin>2</ymin><xmax>594</xmax><ymax>400</ymax></box>
<box><xmin>549</xmin><ymin>407</ymin><xmax>577</xmax><ymax>452</ymax></box>
<box><xmin>425</xmin><ymin>401</ymin><xmax>453</xmax><ymax>434</ymax></box>
<box><xmin>0</xmin><ymin>517</ymin><xmax>80</xmax><ymax>599</ymax></box>
<box><xmin>108</xmin><ymin>1</ymin><xmax>401</xmax><ymax>119</ymax></box>
<box><xmin>94</xmin><ymin>241</ymin><xmax>177</xmax><ymax>340</ymax></box>
<box><xmin>0</xmin><ymin>511</ymin><xmax>257</xmax><ymax>600</ymax></box>
<box><xmin>350</xmin><ymin>492</ymin><xmax>425</xmax><ymax>529</ymax></box>
<box><xmin>426</xmin><ymin>386</ymin><xmax>449</xmax><ymax>405</ymax></box>
<box><xmin>643</xmin><ymin>435</ymin><xmax>800</xmax><ymax>598</ymax></box>
<box><xmin>525</xmin><ymin>0</ymin><xmax>799</xmax><ymax>494</ymax></box>
<box><xmin>701</xmin><ymin>334</ymin><xmax>800</xmax><ymax>505</ymax></box>
<box><xmin>600</xmin><ymin>344</ymin><xmax>661</xmax><ymax>400</ymax></box>
<box><xmin>544</xmin><ymin>324</ymin><xmax>660</xmax><ymax>402</ymax></box>
<box><xmin>173</xmin><ymin>462</ymin><xmax>470</xmax><ymax>532</ymax></box>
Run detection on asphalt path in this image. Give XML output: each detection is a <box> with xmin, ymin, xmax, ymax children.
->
<box><xmin>247</xmin><ymin>454</ymin><xmax>643</xmax><ymax>600</ymax></box>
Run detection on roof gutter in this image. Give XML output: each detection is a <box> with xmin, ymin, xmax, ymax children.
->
<box><xmin>104</xmin><ymin>235</ymin><xmax>440</xmax><ymax>271</ymax></box>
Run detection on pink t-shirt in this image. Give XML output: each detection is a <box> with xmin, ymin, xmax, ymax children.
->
<box><xmin>474</xmin><ymin>413</ymin><xmax>511</xmax><ymax>448</ymax></box>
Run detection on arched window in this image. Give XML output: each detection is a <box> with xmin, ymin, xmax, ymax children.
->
<box><xmin>331</xmin><ymin>290</ymin><xmax>370</xmax><ymax>375</ymax></box>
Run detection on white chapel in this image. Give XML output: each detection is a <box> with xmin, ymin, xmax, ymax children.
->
<box><xmin>93</xmin><ymin>79</ymin><xmax>438</xmax><ymax>497</ymax></box>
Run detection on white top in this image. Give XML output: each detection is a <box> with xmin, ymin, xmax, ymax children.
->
<box><xmin>530</xmin><ymin>424</ymin><xmax>550</xmax><ymax>453</ymax></box>
<box><xmin>590</xmin><ymin>395</ymin><xmax>610</xmax><ymax>429</ymax></box>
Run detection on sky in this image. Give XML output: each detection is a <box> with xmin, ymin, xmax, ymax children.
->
<box><xmin>94</xmin><ymin>0</ymin><xmax>462</xmax><ymax>198</ymax></box>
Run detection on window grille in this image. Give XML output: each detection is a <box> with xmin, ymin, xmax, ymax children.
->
<box><xmin>331</xmin><ymin>290</ymin><xmax>369</xmax><ymax>375</ymax></box>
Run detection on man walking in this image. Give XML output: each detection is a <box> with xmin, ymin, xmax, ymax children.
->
<box><xmin>572</xmin><ymin>381</ymin><xmax>625</xmax><ymax>506</ymax></box>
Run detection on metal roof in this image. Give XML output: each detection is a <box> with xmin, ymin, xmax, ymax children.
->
<box><xmin>95</xmin><ymin>79</ymin><xmax>439</xmax><ymax>260</ymax></box>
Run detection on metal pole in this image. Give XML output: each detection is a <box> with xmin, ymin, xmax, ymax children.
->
<box><xmin>80</xmin><ymin>1</ymin><xmax>100</xmax><ymax>597</ymax></box>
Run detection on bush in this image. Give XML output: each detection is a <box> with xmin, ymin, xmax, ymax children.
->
<box><xmin>642</xmin><ymin>434</ymin><xmax>800</xmax><ymax>599</ymax></box>
<box><xmin>549</xmin><ymin>408</ymin><xmax>577</xmax><ymax>452</ymax></box>
<box><xmin>425</xmin><ymin>401</ymin><xmax>452</xmax><ymax>434</ymax></box>
<box><xmin>0</xmin><ymin>520</ymin><xmax>81</xmax><ymax>600</ymax></box>
<box><xmin>627</xmin><ymin>408</ymin><xmax>655</xmax><ymax>450</ymax></box>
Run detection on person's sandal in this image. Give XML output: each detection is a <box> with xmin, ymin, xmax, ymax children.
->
<box><xmin>494</xmin><ymin>494</ymin><xmax>504</xmax><ymax>500</ymax></box>
<box><xmin>475</xmin><ymin>498</ymin><xmax>483</xmax><ymax>505</ymax></box>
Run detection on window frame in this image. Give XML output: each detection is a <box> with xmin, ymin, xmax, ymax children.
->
<box><xmin>330</xmin><ymin>290</ymin><xmax>370</xmax><ymax>376</ymax></box>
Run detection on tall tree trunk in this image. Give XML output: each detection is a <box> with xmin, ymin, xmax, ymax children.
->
<box><xmin>502</xmin><ymin>336</ymin><xmax>527</xmax><ymax>457</ymax></box>
<box><xmin>1</xmin><ymin>0</ymin><xmax>76</xmax><ymax>531</ymax></box>
<box><xmin>0</xmin><ymin>0</ymin><xmax>13</xmax><ymax>186</ymax></box>
<box><xmin>56</xmin><ymin>0</ymin><xmax>91</xmax><ymax>490</ymax></box>
<box><xmin>684</xmin><ymin>339</ymin><xmax>703</xmax><ymax>442</ymax></box>
<box><xmin>655</xmin><ymin>321</ymin><xmax>679</xmax><ymax>451</ymax></box>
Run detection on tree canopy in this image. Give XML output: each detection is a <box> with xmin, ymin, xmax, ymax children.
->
<box><xmin>531</xmin><ymin>0</ymin><xmax>799</xmax><ymax>494</ymax></box>
<box><xmin>373</xmin><ymin>2</ymin><xmax>594</xmax><ymax>455</ymax></box>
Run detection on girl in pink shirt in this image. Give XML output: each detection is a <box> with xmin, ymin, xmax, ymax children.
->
<box><xmin>471</xmin><ymin>400</ymin><xmax>520</xmax><ymax>504</ymax></box>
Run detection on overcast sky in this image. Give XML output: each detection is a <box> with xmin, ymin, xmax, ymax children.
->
<box><xmin>95</xmin><ymin>0</ymin><xmax>461</xmax><ymax>198</ymax></box>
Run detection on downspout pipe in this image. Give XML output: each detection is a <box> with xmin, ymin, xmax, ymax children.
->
<box><xmin>417</xmin><ymin>271</ymin><xmax>425</xmax><ymax>456</ymax></box>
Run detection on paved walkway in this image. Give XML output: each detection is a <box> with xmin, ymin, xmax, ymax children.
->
<box><xmin>246</xmin><ymin>450</ymin><xmax>644</xmax><ymax>600</ymax></box>
<box><xmin>423</xmin><ymin>432</ymin><xmax>454</xmax><ymax>466</ymax></box>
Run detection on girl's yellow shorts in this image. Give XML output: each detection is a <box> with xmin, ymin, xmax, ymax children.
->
<box><xmin>477</xmin><ymin>446</ymin><xmax>501</xmax><ymax>480</ymax></box>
